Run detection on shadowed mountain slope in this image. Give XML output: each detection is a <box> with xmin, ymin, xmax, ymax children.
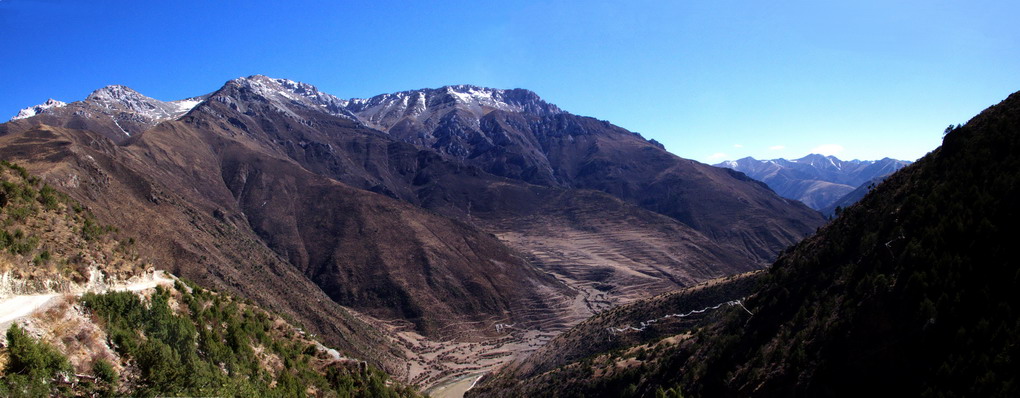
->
<box><xmin>0</xmin><ymin>125</ymin><xmax>410</xmax><ymax>371</ymax></box>
<box><xmin>0</xmin><ymin>164</ymin><xmax>419</xmax><ymax>397</ymax></box>
<box><xmin>678</xmin><ymin>93</ymin><xmax>1020</xmax><ymax>397</ymax></box>
<box><xmin>174</xmin><ymin>76</ymin><xmax>820</xmax><ymax>302</ymax></box>
<box><xmin>819</xmin><ymin>175</ymin><xmax>887</xmax><ymax>217</ymax></box>
<box><xmin>475</xmin><ymin>90</ymin><xmax>1020</xmax><ymax>397</ymax></box>
<box><xmin>344</xmin><ymin>85</ymin><xmax>825</xmax><ymax>263</ymax></box>
<box><xmin>469</xmin><ymin>271</ymin><xmax>763</xmax><ymax>398</ymax></box>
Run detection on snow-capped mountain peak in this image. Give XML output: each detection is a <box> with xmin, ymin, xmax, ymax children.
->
<box><xmin>342</xmin><ymin>84</ymin><xmax>563</xmax><ymax>131</ymax></box>
<box><xmin>715</xmin><ymin>154</ymin><xmax>911</xmax><ymax>211</ymax></box>
<box><xmin>8</xmin><ymin>84</ymin><xmax>209</xmax><ymax>139</ymax></box>
<box><xmin>10</xmin><ymin>98</ymin><xmax>67</xmax><ymax>121</ymax></box>
<box><xmin>86</xmin><ymin>85</ymin><xmax>146</xmax><ymax>103</ymax></box>
<box><xmin>210</xmin><ymin>75</ymin><xmax>355</xmax><ymax>121</ymax></box>
<box><xmin>83</xmin><ymin>84</ymin><xmax>206</xmax><ymax>122</ymax></box>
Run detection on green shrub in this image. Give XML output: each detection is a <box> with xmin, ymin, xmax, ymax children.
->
<box><xmin>0</xmin><ymin>324</ymin><xmax>72</xmax><ymax>396</ymax></box>
<box><xmin>37</xmin><ymin>184</ymin><xmax>59</xmax><ymax>210</ymax></box>
<box><xmin>81</xmin><ymin>286</ymin><xmax>418</xmax><ymax>397</ymax></box>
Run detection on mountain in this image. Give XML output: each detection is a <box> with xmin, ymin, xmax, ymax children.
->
<box><xmin>2</xmin><ymin>92</ymin><xmax>572</xmax><ymax>334</ymax></box>
<box><xmin>5</xmin><ymin>86</ymin><xmax>206</xmax><ymax>143</ymax></box>
<box><xmin>2</xmin><ymin>76</ymin><xmax>826</xmax><ymax>389</ymax></box>
<box><xmin>342</xmin><ymin>84</ymin><xmax>825</xmax><ymax>263</ymax></box>
<box><xmin>0</xmin><ymin>164</ymin><xmax>418</xmax><ymax>397</ymax></box>
<box><xmin>341</xmin><ymin>85</ymin><xmax>564</xmax><ymax>185</ymax></box>
<box><xmin>819</xmin><ymin>175</ymin><xmax>887</xmax><ymax>218</ymax></box>
<box><xmin>475</xmin><ymin>90</ymin><xmax>1020</xmax><ymax>397</ymax></box>
<box><xmin>0</xmin><ymin>123</ymin><xmax>416</xmax><ymax>371</ymax></box>
<box><xmin>716</xmin><ymin>154</ymin><xmax>910</xmax><ymax>210</ymax></box>
<box><xmin>10</xmin><ymin>98</ymin><xmax>67</xmax><ymax>120</ymax></box>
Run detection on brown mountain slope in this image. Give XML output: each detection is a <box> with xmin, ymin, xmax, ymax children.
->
<box><xmin>1</xmin><ymin>112</ymin><xmax>575</xmax><ymax>339</ymax></box>
<box><xmin>474</xmin><ymin>90</ymin><xmax>1020</xmax><ymax>397</ymax></box>
<box><xmin>469</xmin><ymin>272</ymin><xmax>762</xmax><ymax>397</ymax></box>
<box><xmin>3</xmin><ymin>77</ymin><xmax>828</xmax><ymax>389</ymax></box>
<box><xmin>187</xmin><ymin>76</ymin><xmax>819</xmax><ymax>272</ymax></box>
<box><xmin>469</xmin><ymin>185</ymin><xmax>756</xmax><ymax>316</ymax></box>
<box><xmin>344</xmin><ymin>87</ymin><xmax>826</xmax><ymax>263</ymax></box>
<box><xmin>171</xmin><ymin>76</ymin><xmax>774</xmax><ymax>311</ymax></box>
<box><xmin>175</xmin><ymin>77</ymin><xmax>821</xmax><ymax>268</ymax></box>
<box><xmin>1</xmin><ymin>77</ymin><xmax>820</xmax><ymax>334</ymax></box>
<box><xmin>0</xmin><ymin>125</ymin><xmax>406</xmax><ymax>371</ymax></box>
<box><xmin>0</xmin><ymin>164</ymin><xmax>419</xmax><ymax>397</ymax></box>
<box><xmin>479</xmin><ymin>110</ymin><xmax>824</xmax><ymax>263</ymax></box>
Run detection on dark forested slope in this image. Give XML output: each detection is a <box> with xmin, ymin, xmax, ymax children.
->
<box><xmin>474</xmin><ymin>90</ymin><xmax>1020</xmax><ymax>397</ymax></box>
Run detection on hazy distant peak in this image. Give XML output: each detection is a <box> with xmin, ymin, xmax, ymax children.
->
<box><xmin>793</xmin><ymin>153</ymin><xmax>833</xmax><ymax>162</ymax></box>
<box><xmin>716</xmin><ymin>154</ymin><xmax>912</xmax><ymax>210</ymax></box>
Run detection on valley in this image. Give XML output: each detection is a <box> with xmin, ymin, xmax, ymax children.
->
<box><xmin>3</xmin><ymin>1</ymin><xmax>1013</xmax><ymax>396</ymax></box>
<box><xmin>470</xmin><ymin>89</ymin><xmax>1020</xmax><ymax>397</ymax></box>
<box><xmin>4</xmin><ymin>74</ymin><xmax>1012</xmax><ymax>398</ymax></box>
<box><xmin>0</xmin><ymin>77</ymin><xmax>823</xmax><ymax>395</ymax></box>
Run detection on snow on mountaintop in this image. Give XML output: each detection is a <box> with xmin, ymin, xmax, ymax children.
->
<box><xmin>7</xmin><ymin>84</ymin><xmax>209</xmax><ymax>140</ymax></box>
<box><xmin>343</xmin><ymin>84</ymin><xmax>563</xmax><ymax>130</ymax></box>
<box><xmin>9</xmin><ymin>85</ymin><xmax>206</xmax><ymax>124</ymax></box>
<box><xmin>444</xmin><ymin>85</ymin><xmax>496</xmax><ymax>104</ymax></box>
<box><xmin>85</xmin><ymin>85</ymin><xmax>197</xmax><ymax>121</ymax></box>
<box><xmin>716</xmin><ymin>154</ymin><xmax>911</xmax><ymax>189</ymax></box>
<box><xmin>171</xmin><ymin>98</ymin><xmax>203</xmax><ymax>115</ymax></box>
<box><xmin>209</xmin><ymin>75</ymin><xmax>356</xmax><ymax>121</ymax></box>
<box><xmin>86</xmin><ymin>85</ymin><xmax>146</xmax><ymax>103</ymax></box>
<box><xmin>10</xmin><ymin>98</ymin><xmax>67</xmax><ymax>121</ymax></box>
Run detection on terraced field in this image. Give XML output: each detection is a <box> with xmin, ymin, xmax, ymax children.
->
<box><xmin>401</xmin><ymin>194</ymin><xmax>765</xmax><ymax>397</ymax></box>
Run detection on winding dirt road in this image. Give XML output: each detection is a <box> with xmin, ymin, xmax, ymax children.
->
<box><xmin>0</xmin><ymin>271</ymin><xmax>174</xmax><ymax>333</ymax></box>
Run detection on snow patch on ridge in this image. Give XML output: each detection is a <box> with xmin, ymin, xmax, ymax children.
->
<box><xmin>213</xmin><ymin>75</ymin><xmax>357</xmax><ymax>122</ymax></box>
<box><xmin>11</xmin><ymin>99</ymin><xmax>67</xmax><ymax>121</ymax></box>
<box><xmin>343</xmin><ymin>84</ymin><xmax>562</xmax><ymax>131</ymax></box>
<box><xmin>171</xmin><ymin>98</ymin><xmax>203</xmax><ymax>115</ymax></box>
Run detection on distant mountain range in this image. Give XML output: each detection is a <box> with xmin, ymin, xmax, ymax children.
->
<box><xmin>716</xmin><ymin>154</ymin><xmax>911</xmax><ymax>211</ymax></box>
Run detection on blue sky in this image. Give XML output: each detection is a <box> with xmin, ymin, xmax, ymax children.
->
<box><xmin>1</xmin><ymin>0</ymin><xmax>1018</xmax><ymax>163</ymax></box>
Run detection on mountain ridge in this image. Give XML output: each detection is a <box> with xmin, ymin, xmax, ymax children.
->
<box><xmin>5</xmin><ymin>85</ymin><xmax>207</xmax><ymax>143</ymax></box>
<box><xmin>716</xmin><ymin>154</ymin><xmax>911</xmax><ymax>210</ymax></box>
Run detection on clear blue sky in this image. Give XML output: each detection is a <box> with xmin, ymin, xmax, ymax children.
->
<box><xmin>2</xmin><ymin>0</ymin><xmax>1018</xmax><ymax>163</ymax></box>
